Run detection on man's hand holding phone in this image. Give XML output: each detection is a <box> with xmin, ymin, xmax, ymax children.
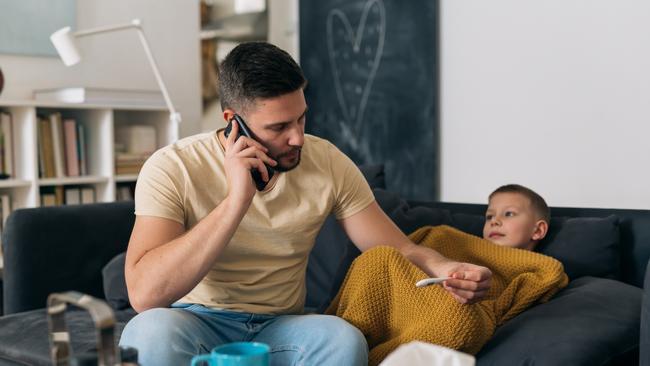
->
<box><xmin>223</xmin><ymin>120</ymin><xmax>277</xmax><ymax>204</ymax></box>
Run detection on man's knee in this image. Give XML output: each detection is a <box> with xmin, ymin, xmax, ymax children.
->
<box><xmin>310</xmin><ymin>315</ymin><xmax>368</xmax><ymax>363</ymax></box>
<box><xmin>325</xmin><ymin>316</ymin><xmax>367</xmax><ymax>348</ymax></box>
<box><xmin>119</xmin><ymin>308</ymin><xmax>192</xmax><ymax>347</ymax></box>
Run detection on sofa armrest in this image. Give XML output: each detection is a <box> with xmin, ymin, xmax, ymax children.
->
<box><xmin>1</xmin><ymin>201</ymin><xmax>134</xmax><ymax>315</ymax></box>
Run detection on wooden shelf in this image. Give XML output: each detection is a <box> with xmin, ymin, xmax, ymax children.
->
<box><xmin>115</xmin><ymin>174</ymin><xmax>139</xmax><ymax>183</ymax></box>
<box><xmin>0</xmin><ymin>179</ymin><xmax>32</xmax><ymax>188</ymax></box>
<box><xmin>38</xmin><ymin>176</ymin><xmax>110</xmax><ymax>186</ymax></box>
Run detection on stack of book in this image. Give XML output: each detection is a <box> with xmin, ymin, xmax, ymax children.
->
<box><xmin>40</xmin><ymin>186</ymin><xmax>95</xmax><ymax>206</ymax></box>
<box><xmin>0</xmin><ymin>111</ymin><xmax>15</xmax><ymax>179</ymax></box>
<box><xmin>115</xmin><ymin>153</ymin><xmax>150</xmax><ymax>175</ymax></box>
<box><xmin>115</xmin><ymin>125</ymin><xmax>157</xmax><ymax>175</ymax></box>
<box><xmin>37</xmin><ymin>112</ymin><xmax>87</xmax><ymax>178</ymax></box>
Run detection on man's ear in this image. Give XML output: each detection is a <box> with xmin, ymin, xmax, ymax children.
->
<box><xmin>223</xmin><ymin>109</ymin><xmax>236</xmax><ymax>123</ymax></box>
<box><xmin>532</xmin><ymin>220</ymin><xmax>549</xmax><ymax>241</ymax></box>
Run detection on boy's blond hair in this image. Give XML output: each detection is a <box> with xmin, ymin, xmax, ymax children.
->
<box><xmin>489</xmin><ymin>184</ymin><xmax>550</xmax><ymax>222</ymax></box>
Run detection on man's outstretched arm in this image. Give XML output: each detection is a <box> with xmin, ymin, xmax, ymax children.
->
<box><xmin>338</xmin><ymin>201</ymin><xmax>492</xmax><ymax>304</ymax></box>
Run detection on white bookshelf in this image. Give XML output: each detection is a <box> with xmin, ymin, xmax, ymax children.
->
<box><xmin>0</xmin><ymin>99</ymin><xmax>177</xmax><ymax>209</ymax></box>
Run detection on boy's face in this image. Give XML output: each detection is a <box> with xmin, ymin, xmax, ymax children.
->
<box><xmin>483</xmin><ymin>192</ymin><xmax>547</xmax><ymax>250</ymax></box>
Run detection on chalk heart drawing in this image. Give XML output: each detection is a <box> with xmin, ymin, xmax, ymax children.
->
<box><xmin>327</xmin><ymin>0</ymin><xmax>386</xmax><ymax>137</ymax></box>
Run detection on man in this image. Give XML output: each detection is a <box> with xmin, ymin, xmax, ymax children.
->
<box><xmin>119</xmin><ymin>42</ymin><xmax>491</xmax><ymax>366</ymax></box>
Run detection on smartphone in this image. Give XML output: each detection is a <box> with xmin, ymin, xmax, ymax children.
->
<box><xmin>224</xmin><ymin>114</ymin><xmax>275</xmax><ymax>191</ymax></box>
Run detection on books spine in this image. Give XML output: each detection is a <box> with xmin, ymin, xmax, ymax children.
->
<box><xmin>80</xmin><ymin>186</ymin><xmax>95</xmax><ymax>204</ymax></box>
<box><xmin>49</xmin><ymin>113</ymin><xmax>67</xmax><ymax>178</ymax></box>
<box><xmin>40</xmin><ymin>117</ymin><xmax>56</xmax><ymax>178</ymax></box>
<box><xmin>64</xmin><ymin>186</ymin><xmax>81</xmax><ymax>205</ymax></box>
<box><xmin>77</xmin><ymin>123</ymin><xmax>87</xmax><ymax>176</ymax></box>
<box><xmin>63</xmin><ymin>119</ymin><xmax>80</xmax><ymax>177</ymax></box>
<box><xmin>0</xmin><ymin>112</ymin><xmax>13</xmax><ymax>178</ymax></box>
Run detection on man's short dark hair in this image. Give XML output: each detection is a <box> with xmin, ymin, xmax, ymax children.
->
<box><xmin>489</xmin><ymin>184</ymin><xmax>551</xmax><ymax>222</ymax></box>
<box><xmin>219</xmin><ymin>42</ymin><xmax>307</xmax><ymax>114</ymax></box>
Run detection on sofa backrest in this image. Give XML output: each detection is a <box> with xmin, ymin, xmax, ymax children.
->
<box><xmin>306</xmin><ymin>191</ymin><xmax>650</xmax><ymax>312</ymax></box>
<box><xmin>418</xmin><ymin>202</ymin><xmax>650</xmax><ymax>288</ymax></box>
<box><xmin>1</xmin><ymin>201</ymin><xmax>135</xmax><ymax>315</ymax></box>
<box><xmin>4</xmin><ymin>192</ymin><xmax>648</xmax><ymax>316</ymax></box>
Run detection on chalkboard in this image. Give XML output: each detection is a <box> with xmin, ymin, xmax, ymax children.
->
<box><xmin>300</xmin><ymin>0</ymin><xmax>438</xmax><ymax>201</ymax></box>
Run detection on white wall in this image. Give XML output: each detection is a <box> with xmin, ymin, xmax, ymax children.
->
<box><xmin>440</xmin><ymin>0</ymin><xmax>650</xmax><ymax>209</ymax></box>
<box><xmin>200</xmin><ymin>0</ymin><xmax>300</xmax><ymax>132</ymax></box>
<box><xmin>268</xmin><ymin>0</ymin><xmax>300</xmax><ymax>60</ymax></box>
<box><xmin>0</xmin><ymin>1</ymin><xmax>201</xmax><ymax>138</ymax></box>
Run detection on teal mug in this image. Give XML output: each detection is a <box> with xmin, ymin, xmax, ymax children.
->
<box><xmin>191</xmin><ymin>342</ymin><xmax>270</xmax><ymax>366</ymax></box>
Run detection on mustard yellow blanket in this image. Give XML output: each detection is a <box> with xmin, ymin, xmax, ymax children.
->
<box><xmin>326</xmin><ymin>225</ymin><xmax>568</xmax><ymax>365</ymax></box>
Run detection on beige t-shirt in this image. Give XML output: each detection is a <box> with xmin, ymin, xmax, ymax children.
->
<box><xmin>135</xmin><ymin>131</ymin><xmax>375</xmax><ymax>314</ymax></box>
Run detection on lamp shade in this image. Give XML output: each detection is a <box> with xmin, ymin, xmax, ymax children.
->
<box><xmin>50</xmin><ymin>27</ymin><xmax>81</xmax><ymax>66</ymax></box>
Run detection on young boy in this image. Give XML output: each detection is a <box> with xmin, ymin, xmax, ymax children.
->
<box><xmin>483</xmin><ymin>184</ymin><xmax>550</xmax><ymax>251</ymax></box>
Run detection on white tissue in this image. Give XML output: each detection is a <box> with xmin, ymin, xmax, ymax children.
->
<box><xmin>378</xmin><ymin>341</ymin><xmax>475</xmax><ymax>366</ymax></box>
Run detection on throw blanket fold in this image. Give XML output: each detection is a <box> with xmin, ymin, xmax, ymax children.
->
<box><xmin>326</xmin><ymin>225</ymin><xmax>568</xmax><ymax>365</ymax></box>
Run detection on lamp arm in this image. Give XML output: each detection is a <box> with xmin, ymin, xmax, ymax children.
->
<box><xmin>74</xmin><ymin>22</ymin><xmax>139</xmax><ymax>38</ymax></box>
<box><xmin>73</xmin><ymin>19</ymin><xmax>181</xmax><ymax>124</ymax></box>
<box><xmin>134</xmin><ymin>26</ymin><xmax>181</xmax><ymax>124</ymax></box>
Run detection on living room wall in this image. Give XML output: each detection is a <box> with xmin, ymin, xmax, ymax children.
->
<box><xmin>282</xmin><ymin>0</ymin><xmax>648</xmax><ymax>209</ymax></box>
<box><xmin>438</xmin><ymin>0</ymin><xmax>650</xmax><ymax>209</ymax></box>
<box><xmin>0</xmin><ymin>0</ymin><xmax>202</xmax><ymax>138</ymax></box>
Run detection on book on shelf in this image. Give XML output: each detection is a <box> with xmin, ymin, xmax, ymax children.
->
<box><xmin>41</xmin><ymin>193</ymin><xmax>57</xmax><ymax>207</ymax></box>
<box><xmin>80</xmin><ymin>186</ymin><xmax>95</xmax><ymax>204</ymax></box>
<box><xmin>115</xmin><ymin>152</ymin><xmax>150</xmax><ymax>175</ymax></box>
<box><xmin>64</xmin><ymin>186</ymin><xmax>81</xmax><ymax>205</ymax></box>
<box><xmin>33</xmin><ymin>87</ymin><xmax>166</xmax><ymax>107</ymax></box>
<box><xmin>40</xmin><ymin>185</ymin><xmax>96</xmax><ymax>206</ymax></box>
<box><xmin>77</xmin><ymin>123</ymin><xmax>88</xmax><ymax>176</ymax></box>
<box><xmin>40</xmin><ymin>186</ymin><xmax>64</xmax><ymax>206</ymax></box>
<box><xmin>49</xmin><ymin>113</ymin><xmax>67</xmax><ymax>178</ymax></box>
<box><xmin>38</xmin><ymin>115</ymin><xmax>56</xmax><ymax>178</ymax></box>
<box><xmin>38</xmin><ymin>113</ymin><xmax>88</xmax><ymax>178</ymax></box>
<box><xmin>63</xmin><ymin>119</ymin><xmax>80</xmax><ymax>177</ymax></box>
<box><xmin>0</xmin><ymin>112</ymin><xmax>14</xmax><ymax>179</ymax></box>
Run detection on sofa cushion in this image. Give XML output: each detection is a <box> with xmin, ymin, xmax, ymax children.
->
<box><xmin>2</xmin><ymin>202</ymin><xmax>134</xmax><ymax>315</ymax></box>
<box><xmin>294</xmin><ymin>164</ymin><xmax>387</xmax><ymax>312</ymax></box>
<box><xmin>102</xmin><ymin>253</ymin><xmax>129</xmax><ymax>310</ymax></box>
<box><xmin>476</xmin><ymin>276</ymin><xmax>641</xmax><ymax>365</ymax></box>
<box><xmin>537</xmin><ymin>215</ymin><xmax>621</xmax><ymax>280</ymax></box>
<box><xmin>357</xmin><ymin>164</ymin><xmax>386</xmax><ymax>190</ymax></box>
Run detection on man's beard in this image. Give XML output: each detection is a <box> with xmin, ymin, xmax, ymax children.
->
<box><xmin>272</xmin><ymin>147</ymin><xmax>301</xmax><ymax>172</ymax></box>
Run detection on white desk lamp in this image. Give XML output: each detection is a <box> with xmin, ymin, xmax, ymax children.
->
<box><xmin>50</xmin><ymin>19</ymin><xmax>181</xmax><ymax>124</ymax></box>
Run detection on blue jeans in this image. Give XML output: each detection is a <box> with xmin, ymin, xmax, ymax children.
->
<box><xmin>118</xmin><ymin>304</ymin><xmax>368</xmax><ymax>366</ymax></box>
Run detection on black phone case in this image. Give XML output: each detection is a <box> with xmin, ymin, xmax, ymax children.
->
<box><xmin>224</xmin><ymin>115</ymin><xmax>275</xmax><ymax>191</ymax></box>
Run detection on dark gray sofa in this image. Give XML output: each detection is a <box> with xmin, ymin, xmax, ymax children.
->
<box><xmin>1</xmin><ymin>181</ymin><xmax>648</xmax><ymax>365</ymax></box>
